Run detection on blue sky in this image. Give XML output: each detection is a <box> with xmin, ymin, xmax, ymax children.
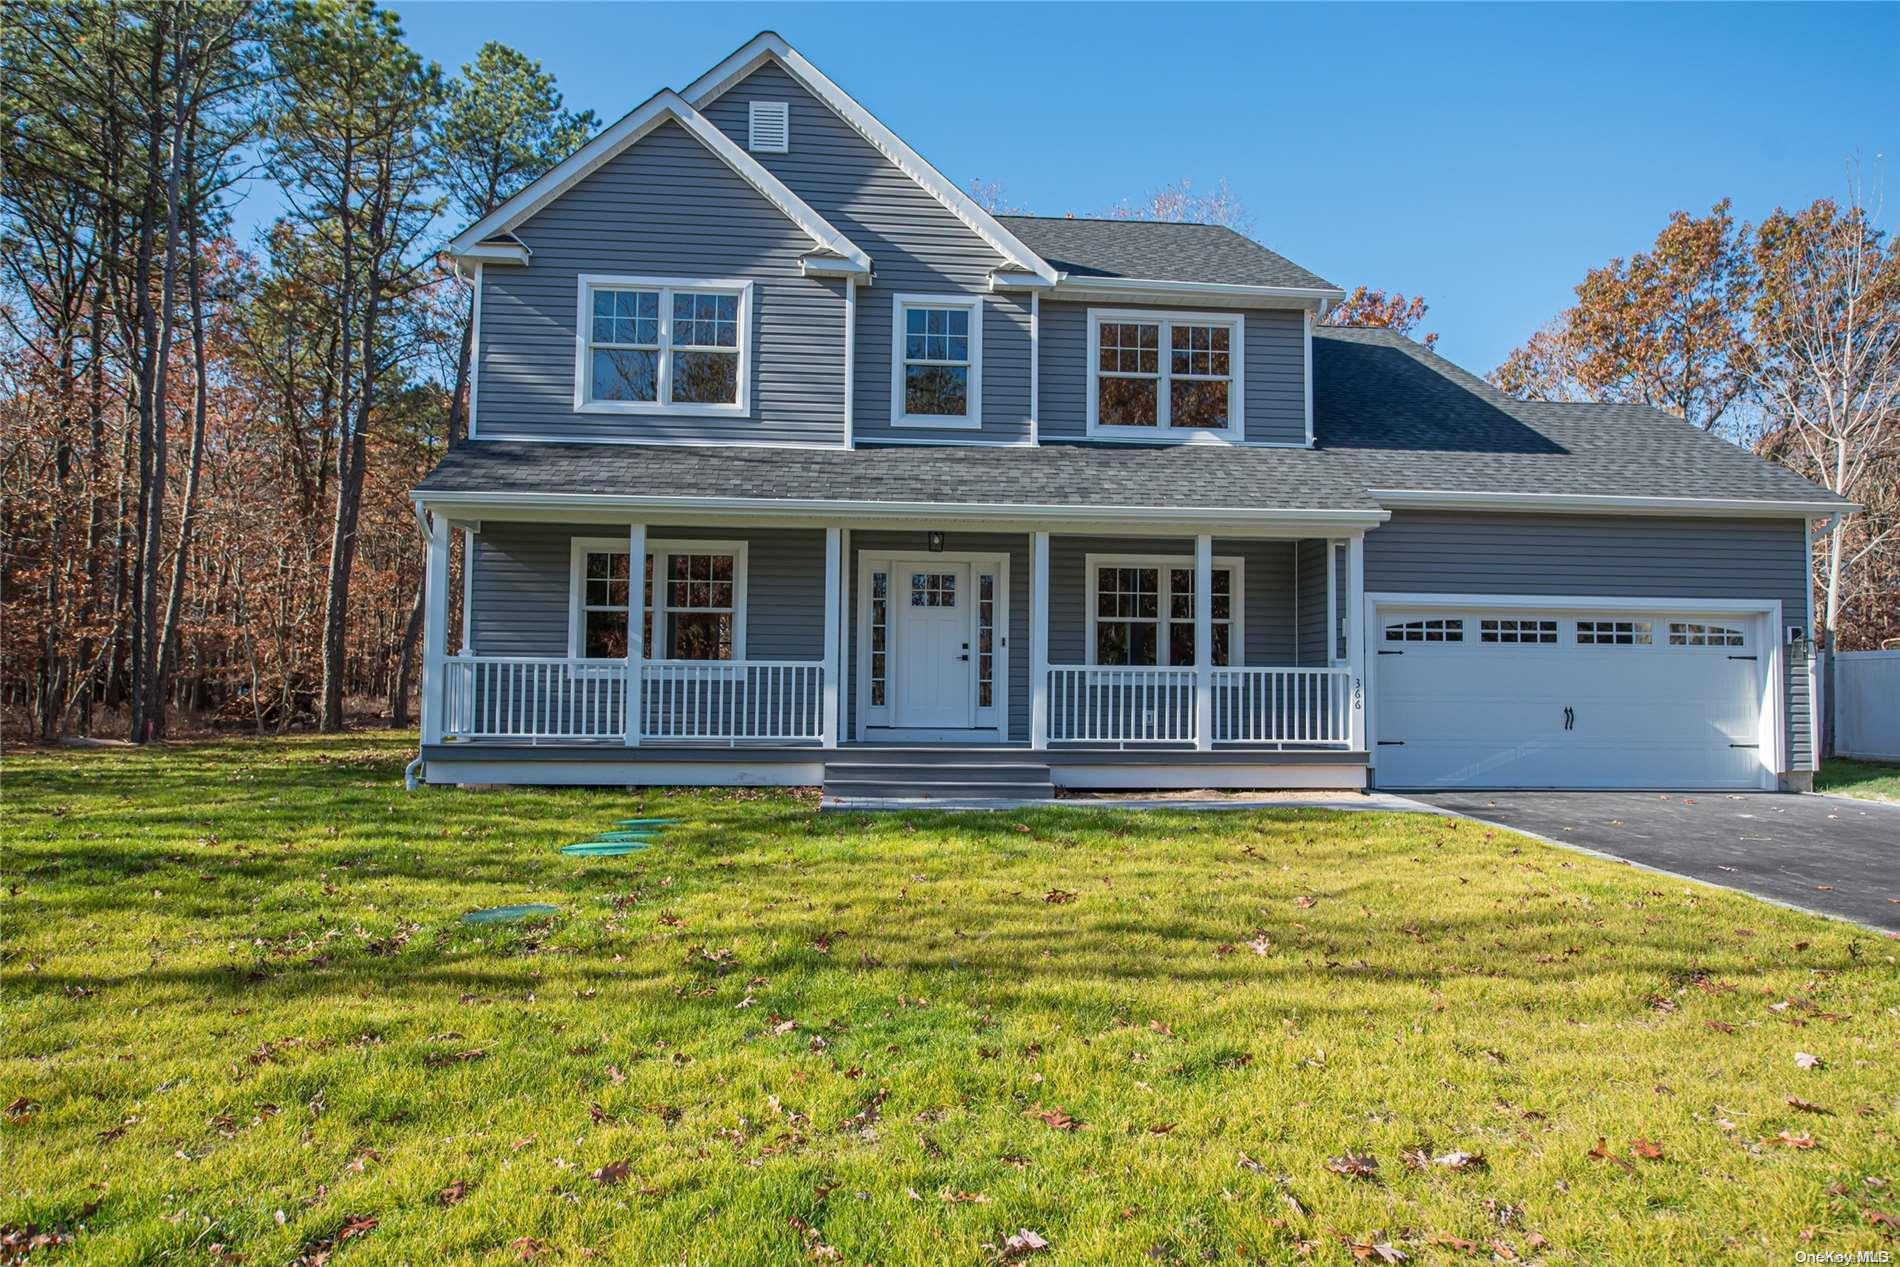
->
<box><xmin>239</xmin><ymin>2</ymin><xmax>1898</xmax><ymax>375</ymax></box>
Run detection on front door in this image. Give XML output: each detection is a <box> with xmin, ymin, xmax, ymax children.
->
<box><xmin>894</xmin><ymin>563</ymin><xmax>975</xmax><ymax>728</ymax></box>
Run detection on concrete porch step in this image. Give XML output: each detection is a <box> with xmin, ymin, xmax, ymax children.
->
<box><xmin>822</xmin><ymin>756</ymin><xmax>1053</xmax><ymax>808</ymax></box>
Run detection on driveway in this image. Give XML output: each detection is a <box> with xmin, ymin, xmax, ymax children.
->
<box><xmin>1410</xmin><ymin>791</ymin><xmax>1900</xmax><ymax>932</ymax></box>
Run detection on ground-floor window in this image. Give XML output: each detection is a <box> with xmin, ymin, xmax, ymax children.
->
<box><xmin>569</xmin><ymin>538</ymin><xmax>747</xmax><ymax>660</ymax></box>
<box><xmin>1087</xmin><ymin>556</ymin><xmax>1240</xmax><ymax>667</ymax></box>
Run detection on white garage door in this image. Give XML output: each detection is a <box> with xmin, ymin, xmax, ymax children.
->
<box><xmin>1373</xmin><ymin>608</ymin><xmax>1767</xmax><ymax>789</ymax></box>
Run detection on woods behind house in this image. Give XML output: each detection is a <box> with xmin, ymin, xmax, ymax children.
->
<box><xmin>3</xmin><ymin>2</ymin><xmax>1893</xmax><ymax>744</ymax></box>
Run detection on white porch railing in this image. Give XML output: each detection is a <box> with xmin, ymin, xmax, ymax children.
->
<box><xmin>440</xmin><ymin>656</ymin><xmax>825</xmax><ymax>744</ymax></box>
<box><xmin>443</xmin><ymin>656</ymin><xmax>628</xmax><ymax>742</ymax></box>
<box><xmin>1212</xmin><ymin>667</ymin><xmax>1352</xmax><ymax>745</ymax></box>
<box><xmin>1047</xmin><ymin>666</ymin><xmax>1198</xmax><ymax>744</ymax></box>
<box><xmin>638</xmin><ymin>660</ymin><xmax>824</xmax><ymax>742</ymax></box>
<box><xmin>1044</xmin><ymin>664</ymin><xmax>1353</xmax><ymax>747</ymax></box>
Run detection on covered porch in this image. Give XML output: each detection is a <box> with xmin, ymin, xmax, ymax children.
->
<box><xmin>413</xmin><ymin>502</ymin><xmax>1375</xmax><ymax>785</ymax></box>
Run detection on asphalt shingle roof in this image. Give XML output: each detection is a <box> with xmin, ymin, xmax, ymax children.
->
<box><xmin>996</xmin><ymin>216</ymin><xmax>1338</xmax><ymax>291</ymax></box>
<box><xmin>418</xmin><ymin>327</ymin><xmax>1845</xmax><ymax>514</ymax></box>
<box><xmin>1312</xmin><ymin>326</ymin><xmax>1846</xmax><ymax>505</ymax></box>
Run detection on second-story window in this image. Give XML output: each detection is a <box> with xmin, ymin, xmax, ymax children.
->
<box><xmin>575</xmin><ymin>274</ymin><xmax>752</xmax><ymax>415</ymax></box>
<box><xmin>892</xmin><ymin>293</ymin><xmax>983</xmax><ymax>428</ymax></box>
<box><xmin>1087</xmin><ymin>310</ymin><xmax>1244</xmax><ymax>440</ymax></box>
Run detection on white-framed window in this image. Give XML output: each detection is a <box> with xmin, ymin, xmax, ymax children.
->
<box><xmin>567</xmin><ymin>538</ymin><xmax>748</xmax><ymax>661</ymax></box>
<box><xmin>1480</xmin><ymin>617</ymin><xmax>1558</xmax><ymax>644</ymax></box>
<box><xmin>1384</xmin><ymin>617</ymin><xmax>1463</xmax><ymax>643</ymax></box>
<box><xmin>1085</xmin><ymin>555</ymin><xmax>1242</xmax><ymax>667</ymax></box>
<box><xmin>1087</xmin><ymin>309</ymin><xmax>1244</xmax><ymax>440</ymax></box>
<box><xmin>891</xmin><ymin>293</ymin><xmax>982</xmax><ymax>428</ymax></box>
<box><xmin>573</xmin><ymin>274</ymin><xmax>752</xmax><ymax>416</ymax></box>
<box><xmin>1576</xmin><ymin>619</ymin><xmax>1652</xmax><ymax>646</ymax></box>
<box><xmin>1668</xmin><ymin>621</ymin><xmax>1746</xmax><ymax>648</ymax></box>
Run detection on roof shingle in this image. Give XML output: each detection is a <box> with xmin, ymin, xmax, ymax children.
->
<box><xmin>996</xmin><ymin>215</ymin><xmax>1338</xmax><ymax>291</ymax></box>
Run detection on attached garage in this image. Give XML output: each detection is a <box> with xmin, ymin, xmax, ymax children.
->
<box><xmin>1369</xmin><ymin>601</ymin><xmax>1780</xmax><ymax>790</ymax></box>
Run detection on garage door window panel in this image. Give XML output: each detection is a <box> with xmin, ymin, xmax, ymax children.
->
<box><xmin>1481</xmin><ymin>618</ymin><xmax>1558</xmax><ymax>645</ymax></box>
<box><xmin>1384</xmin><ymin>617</ymin><xmax>1464</xmax><ymax>643</ymax></box>
<box><xmin>1576</xmin><ymin>620</ymin><xmax>1652</xmax><ymax>646</ymax></box>
<box><xmin>1669</xmin><ymin>621</ymin><xmax>1746</xmax><ymax>648</ymax></box>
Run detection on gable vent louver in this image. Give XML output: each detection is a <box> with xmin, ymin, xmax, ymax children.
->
<box><xmin>748</xmin><ymin>100</ymin><xmax>789</xmax><ymax>153</ymax></box>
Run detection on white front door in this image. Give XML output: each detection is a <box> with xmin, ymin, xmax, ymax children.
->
<box><xmin>894</xmin><ymin>563</ymin><xmax>975</xmax><ymax>728</ymax></box>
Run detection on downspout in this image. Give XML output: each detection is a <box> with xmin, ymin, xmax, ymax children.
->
<box><xmin>406</xmin><ymin>500</ymin><xmax>434</xmax><ymax>789</ymax></box>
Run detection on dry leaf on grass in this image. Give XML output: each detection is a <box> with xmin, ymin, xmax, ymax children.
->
<box><xmin>589</xmin><ymin>1159</ymin><xmax>631</xmax><ymax>1185</ymax></box>
<box><xmin>1794</xmin><ymin>1051</ymin><xmax>1824</xmax><ymax>1070</ymax></box>
<box><xmin>436</xmin><ymin>1180</ymin><xmax>467</xmax><ymax>1207</ymax></box>
<box><xmin>1025</xmin><ymin>1106</ymin><xmax>1081</xmax><ymax>1131</ymax></box>
<box><xmin>1327</xmin><ymin>1151</ymin><xmax>1379</xmax><ymax>1180</ymax></box>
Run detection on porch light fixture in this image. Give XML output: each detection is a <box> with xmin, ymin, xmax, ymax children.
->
<box><xmin>927</xmin><ymin>531</ymin><xmax>945</xmax><ymax>553</ymax></box>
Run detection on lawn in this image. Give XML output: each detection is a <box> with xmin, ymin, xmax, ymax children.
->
<box><xmin>3</xmin><ymin>736</ymin><xmax>1896</xmax><ymax>1266</ymax></box>
<box><xmin>1817</xmin><ymin>758</ymin><xmax>1900</xmax><ymax>804</ymax></box>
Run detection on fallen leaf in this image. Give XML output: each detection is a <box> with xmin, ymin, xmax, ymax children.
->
<box><xmin>1327</xmin><ymin>1152</ymin><xmax>1379</xmax><ymax>1180</ymax></box>
<box><xmin>1295</xmin><ymin>895</ymin><xmax>1319</xmax><ymax>909</ymax></box>
<box><xmin>1434</xmin><ymin>1150</ymin><xmax>1487</xmax><ymax>1171</ymax></box>
<box><xmin>1705</xmin><ymin>1020</ymin><xmax>1736</xmax><ymax>1034</ymax></box>
<box><xmin>1345</xmin><ymin>1238</ymin><xmax>1408</xmax><ymax>1262</ymax></box>
<box><xmin>1769</xmin><ymin>1130</ymin><xmax>1817</xmax><ymax>1150</ymax></box>
<box><xmin>1426</xmin><ymin>1231</ymin><xmax>1480</xmax><ymax>1252</ymax></box>
<box><xmin>437</xmin><ymin>1180</ymin><xmax>468</xmax><ymax>1207</ymax></box>
<box><xmin>511</xmin><ymin>1236</ymin><xmax>547</xmax><ymax>1261</ymax></box>
<box><xmin>1001</xmin><ymin>1228</ymin><xmax>1049</xmax><ymax>1259</ymax></box>
<box><xmin>1794</xmin><ymin>1051</ymin><xmax>1824</xmax><ymax>1070</ymax></box>
<box><xmin>1587</xmin><ymin>1137</ymin><xmax>1636</xmax><ymax>1173</ymax></box>
<box><xmin>1025</xmin><ymin>1106</ymin><xmax>1081</xmax><ymax>1131</ymax></box>
<box><xmin>1043</xmin><ymin>889</ymin><xmax>1077</xmax><ymax>905</ymax></box>
<box><xmin>1629</xmin><ymin>1138</ymin><xmax>1663</xmax><ymax>1160</ymax></box>
<box><xmin>1786</xmin><ymin>1096</ymin><xmax>1831</xmax><ymax>1115</ymax></box>
<box><xmin>940</xmin><ymin>1188</ymin><xmax>989</xmax><ymax>1204</ymax></box>
<box><xmin>590</xmin><ymin>1159</ymin><xmax>631</xmax><ymax>1185</ymax></box>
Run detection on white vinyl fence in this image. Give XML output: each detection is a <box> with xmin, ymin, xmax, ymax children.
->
<box><xmin>1833</xmin><ymin>651</ymin><xmax>1900</xmax><ymax>761</ymax></box>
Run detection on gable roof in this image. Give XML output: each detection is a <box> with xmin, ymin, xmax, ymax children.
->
<box><xmin>998</xmin><ymin>216</ymin><xmax>1340</xmax><ymax>293</ymax></box>
<box><xmin>682</xmin><ymin>32</ymin><xmax>1058</xmax><ymax>283</ymax></box>
<box><xmin>445</xmin><ymin>88</ymin><xmax>869</xmax><ymax>272</ymax></box>
<box><xmin>1313</xmin><ymin>326</ymin><xmax>1851</xmax><ymax>513</ymax></box>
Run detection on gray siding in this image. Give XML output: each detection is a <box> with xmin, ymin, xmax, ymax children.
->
<box><xmin>1047</xmin><ymin>536</ymin><xmax>1297</xmax><ymax>667</ymax></box>
<box><xmin>847</xmin><ymin>532</ymin><xmax>1030</xmax><ymax>741</ymax></box>
<box><xmin>476</xmin><ymin>119</ymin><xmax>847</xmax><ymax>446</ymax></box>
<box><xmin>471</xmin><ymin>522</ymin><xmax>825</xmax><ymax>659</ymax></box>
<box><xmin>1039</xmin><ymin>301</ymin><xmax>1307</xmax><ymax>445</ymax></box>
<box><xmin>1363</xmin><ymin>512</ymin><xmax>1814</xmax><ymax>770</ymax></box>
<box><xmin>699</xmin><ymin>63</ymin><xmax>1032</xmax><ymax>445</ymax></box>
<box><xmin>1294</xmin><ymin>539</ymin><xmax>1330</xmax><ymax>666</ymax></box>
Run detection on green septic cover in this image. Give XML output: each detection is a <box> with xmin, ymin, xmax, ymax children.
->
<box><xmin>462</xmin><ymin>904</ymin><xmax>559</xmax><ymax>924</ymax></box>
<box><xmin>561</xmin><ymin>841</ymin><xmax>651</xmax><ymax>856</ymax></box>
<box><xmin>616</xmin><ymin>818</ymin><xmax>679</xmax><ymax>827</ymax></box>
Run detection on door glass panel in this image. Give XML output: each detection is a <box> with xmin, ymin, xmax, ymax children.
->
<box><xmin>870</xmin><ymin>571</ymin><xmax>888</xmax><ymax>707</ymax></box>
<box><xmin>977</xmin><ymin>573</ymin><xmax>995</xmax><ymax>709</ymax></box>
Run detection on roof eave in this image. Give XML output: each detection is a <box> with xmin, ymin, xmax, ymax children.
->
<box><xmin>1048</xmin><ymin>275</ymin><xmax>1346</xmax><ymax>307</ymax></box>
<box><xmin>1371</xmin><ymin>489</ymin><xmax>1857</xmax><ymax>518</ymax></box>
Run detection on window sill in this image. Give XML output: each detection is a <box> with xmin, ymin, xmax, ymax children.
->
<box><xmin>574</xmin><ymin>400</ymin><xmax>750</xmax><ymax>418</ymax></box>
<box><xmin>1082</xmin><ymin>427</ymin><xmax>1239</xmax><ymax>444</ymax></box>
<box><xmin>891</xmin><ymin>414</ymin><xmax>983</xmax><ymax>430</ymax></box>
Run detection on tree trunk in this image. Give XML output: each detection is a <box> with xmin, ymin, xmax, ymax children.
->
<box><xmin>155</xmin><ymin>210</ymin><xmax>211</xmax><ymax>728</ymax></box>
<box><xmin>390</xmin><ymin>577</ymin><xmax>425</xmax><ymax>727</ymax></box>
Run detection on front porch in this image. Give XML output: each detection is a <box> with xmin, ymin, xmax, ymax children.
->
<box><xmin>415</xmin><ymin>515</ymin><xmax>1371</xmax><ymax>788</ymax></box>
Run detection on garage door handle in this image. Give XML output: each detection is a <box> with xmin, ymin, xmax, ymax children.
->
<box><xmin>1727</xmin><ymin>654</ymin><xmax>1757</xmax><ymax>661</ymax></box>
<box><xmin>1377</xmin><ymin>649</ymin><xmax>1404</xmax><ymax>656</ymax></box>
<box><xmin>1563</xmin><ymin>706</ymin><xmax>1575</xmax><ymax>731</ymax></box>
<box><xmin>1377</xmin><ymin>740</ymin><xmax>1405</xmax><ymax>746</ymax></box>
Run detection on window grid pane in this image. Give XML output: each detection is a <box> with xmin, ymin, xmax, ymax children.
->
<box><xmin>977</xmin><ymin>574</ymin><xmax>995</xmax><ymax>709</ymax></box>
<box><xmin>1096</xmin><ymin>318</ymin><xmax>1234</xmax><ymax>432</ymax></box>
<box><xmin>1480</xmin><ymin>618</ymin><xmax>1559</xmax><ymax>645</ymax></box>
<box><xmin>1576</xmin><ymin>620</ymin><xmax>1653</xmax><ymax>646</ymax></box>
<box><xmin>586</xmin><ymin>285</ymin><xmax>741</xmax><ymax>408</ymax></box>
<box><xmin>870</xmin><ymin>571</ymin><xmax>888</xmax><ymax>707</ymax></box>
<box><xmin>1383</xmin><ymin>618</ymin><xmax>1464</xmax><ymax>643</ymax></box>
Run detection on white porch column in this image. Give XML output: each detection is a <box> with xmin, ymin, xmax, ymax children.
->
<box><xmin>821</xmin><ymin>526</ymin><xmax>842</xmax><ymax>747</ymax></box>
<box><xmin>459</xmin><ymin>526</ymin><xmax>477</xmax><ymax>656</ymax></box>
<box><xmin>1194</xmin><ymin>532</ymin><xmax>1213</xmax><ymax>751</ymax></box>
<box><xmin>420</xmin><ymin>509</ymin><xmax>451</xmax><ymax>745</ymax></box>
<box><xmin>1346</xmin><ymin>534</ymin><xmax>1367</xmax><ymax>752</ymax></box>
<box><xmin>1030</xmin><ymin>530</ymin><xmax>1050</xmax><ymax>750</ymax></box>
<box><xmin>624</xmin><ymin>521</ymin><xmax>647</xmax><ymax>747</ymax></box>
<box><xmin>1324</xmin><ymin>538</ymin><xmax>1339</xmax><ymax>665</ymax></box>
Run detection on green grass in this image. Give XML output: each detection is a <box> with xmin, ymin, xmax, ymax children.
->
<box><xmin>1817</xmin><ymin>757</ymin><xmax>1900</xmax><ymax>803</ymax></box>
<box><xmin>3</xmin><ymin>734</ymin><xmax>1896</xmax><ymax>1265</ymax></box>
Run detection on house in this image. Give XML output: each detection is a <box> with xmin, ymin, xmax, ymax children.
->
<box><xmin>411</xmin><ymin>31</ymin><xmax>1851</xmax><ymax>801</ymax></box>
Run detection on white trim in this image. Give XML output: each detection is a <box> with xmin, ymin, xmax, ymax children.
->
<box><xmin>1345</xmin><ymin>538</ymin><xmax>1366</xmax><ymax>752</ymax></box>
<box><xmin>567</xmin><ymin>536</ymin><xmax>751</xmax><ymax>661</ymax></box>
<box><xmin>1324</xmin><ymin>538</ymin><xmax>1338</xmax><ymax>666</ymax></box>
<box><xmin>1086</xmin><ymin>308</ymin><xmax>1246</xmax><ymax>443</ymax></box>
<box><xmin>853</xmin><ymin>436</ymin><xmax>1036</xmax><ymax>449</ymax></box>
<box><xmin>890</xmin><ymin>292</ymin><xmax>983</xmax><ymax>429</ymax></box>
<box><xmin>821</xmin><ymin>527</ymin><xmax>841</xmax><ymax>747</ymax></box>
<box><xmin>466</xmin><ymin>263</ymin><xmax>484</xmax><ymax>438</ymax></box>
<box><xmin>991</xmin><ymin>270</ymin><xmax>1055</xmax><ymax>292</ymax></box>
<box><xmin>1194</xmin><ymin>535</ymin><xmax>1213</xmax><ymax>752</ymax></box>
<box><xmin>447</xmin><ymin>89</ymin><xmax>869</xmax><ymax>270</ymax></box>
<box><xmin>842</xmin><ymin>277</ymin><xmax>856</xmax><ymax>449</ymax></box>
<box><xmin>1803</xmin><ymin>520</ymin><xmax>1818</xmax><ymax>772</ymax></box>
<box><xmin>1083</xmin><ymin>552</ymin><xmax>1245</xmax><ymax>668</ymax></box>
<box><xmin>625</xmin><ymin>522</ymin><xmax>646</xmax><ymax>746</ymax></box>
<box><xmin>1302</xmin><ymin>309</ymin><xmax>1315</xmax><ymax>447</ymax></box>
<box><xmin>468</xmin><ymin>433</ymin><xmax>848</xmax><ymax>451</ymax></box>
<box><xmin>460</xmin><ymin>526</ymin><xmax>476</xmax><ymax>654</ymax></box>
<box><xmin>1364</xmin><ymin>591</ymin><xmax>1783</xmax><ymax>791</ymax></box>
<box><xmin>747</xmin><ymin>99</ymin><xmax>789</xmax><ymax>153</ymax></box>
<box><xmin>1028</xmin><ymin>291</ymin><xmax>1040</xmax><ymax>447</ymax></box>
<box><xmin>1030</xmin><ymin>530</ymin><xmax>1050</xmax><ymax>750</ymax></box>
<box><xmin>854</xmin><ymin>549</ymin><xmax>1011</xmax><ymax>742</ymax></box>
<box><xmin>1290</xmin><ymin>539</ymin><xmax>1301</xmax><ymax>664</ymax></box>
<box><xmin>421</xmin><ymin>488</ymin><xmax>1391</xmax><ymax>532</ymax></box>
<box><xmin>1371</xmin><ymin>489</ymin><xmax>1849</xmax><ymax>518</ymax></box>
<box><xmin>573</xmin><ymin>274</ymin><xmax>754</xmax><ymax>417</ymax></box>
<box><xmin>454</xmin><ymin>241</ymin><xmax>530</xmax><ymax>266</ymax></box>
<box><xmin>1051</xmin><ymin>276</ymin><xmax>1342</xmax><ymax>306</ymax></box>
<box><xmin>682</xmin><ymin>34</ymin><xmax>1056</xmax><ymax>282</ymax></box>
<box><xmin>420</xmin><ymin>511</ymin><xmax>451</xmax><ymax>745</ymax></box>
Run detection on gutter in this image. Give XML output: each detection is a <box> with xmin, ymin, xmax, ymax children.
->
<box><xmin>412</xmin><ymin>488</ymin><xmax>1390</xmax><ymax>530</ymax></box>
<box><xmin>1371</xmin><ymin>489</ymin><xmax>1859</xmax><ymax>519</ymax></box>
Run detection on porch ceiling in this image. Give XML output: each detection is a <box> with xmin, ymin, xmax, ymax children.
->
<box><xmin>414</xmin><ymin>440</ymin><xmax>1386</xmax><ymax>530</ymax></box>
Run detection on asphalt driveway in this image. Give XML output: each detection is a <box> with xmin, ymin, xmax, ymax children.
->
<box><xmin>1411</xmin><ymin>791</ymin><xmax>1900</xmax><ymax>931</ymax></box>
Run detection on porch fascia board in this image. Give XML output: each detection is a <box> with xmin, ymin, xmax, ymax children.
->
<box><xmin>414</xmin><ymin>491</ymin><xmax>1389</xmax><ymax>536</ymax></box>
